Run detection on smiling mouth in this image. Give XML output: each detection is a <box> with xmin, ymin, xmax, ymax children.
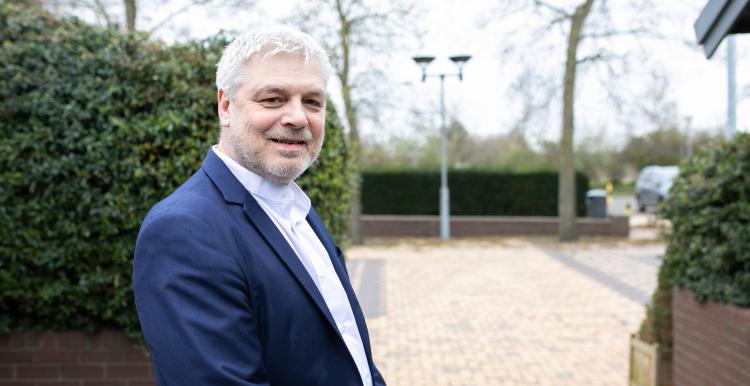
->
<box><xmin>270</xmin><ymin>138</ymin><xmax>306</xmax><ymax>145</ymax></box>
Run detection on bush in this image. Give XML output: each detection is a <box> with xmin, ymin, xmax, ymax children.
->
<box><xmin>0</xmin><ymin>4</ymin><xmax>349</xmax><ymax>337</ymax></box>
<box><xmin>662</xmin><ymin>133</ymin><xmax>750</xmax><ymax>307</ymax></box>
<box><xmin>638</xmin><ymin>258</ymin><xmax>673</xmax><ymax>347</ymax></box>
<box><xmin>298</xmin><ymin>105</ymin><xmax>350</xmax><ymax>243</ymax></box>
<box><xmin>639</xmin><ymin>133</ymin><xmax>750</xmax><ymax>347</ymax></box>
<box><xmin>362</xmin><ymin>170</ymin><xmax>589</xmax><ymax>216</ymax></box>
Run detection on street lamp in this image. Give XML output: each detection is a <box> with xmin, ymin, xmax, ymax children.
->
<box><xmin>412</xmin><ymin>54</ymin><xmax>471</xmax><ymax>240</ymax></box>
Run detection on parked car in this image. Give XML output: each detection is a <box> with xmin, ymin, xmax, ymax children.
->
<box><xmin>635</xmin><ymin>165</ymin><xmax>679</xmax><ymax>212</ymax></box>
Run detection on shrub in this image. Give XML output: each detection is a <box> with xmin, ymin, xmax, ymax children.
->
<box><xmin>638</xmin><ymin>258</ymin><xmax>673</xmax><ymax>347</ymax></box>
<box><xmin>0</xmin><ymin>4</ymin><xmax>349</xmax><ymax>337</ymax></box>
<box><xmin>298</xmin><ymin>104</ymin><xmax>350</xmax><ymax>243</ymax></box>
<box><xmin>661</xmin><ymin>133</ymin><xmax>750</xmax><ymax>307</ymax></box>
<box><xmin>639</xmin><ymin>133</ymin><xmax>750</xmax><ymax>347</ymax></box>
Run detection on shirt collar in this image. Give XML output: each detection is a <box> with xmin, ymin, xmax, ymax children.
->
<box><xmin>212</xmin><ymin>145</ymin><xmax>311</xmax><ymax>222</ymax></box>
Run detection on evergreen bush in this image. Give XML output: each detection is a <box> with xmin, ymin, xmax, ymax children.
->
<box><xmin>638</xmin><ymin>133</ymin><xmax>750</xmax><ymax>348</ymax></box>
<box><xmin>0</xmin><ymin>4</ymin><xmax>350</xmax><ymax>337</ymax></box>
<box><xmin>662</xmin><ymin>133</ymin><xmax>750</xmax><ymax>307</ymax></box>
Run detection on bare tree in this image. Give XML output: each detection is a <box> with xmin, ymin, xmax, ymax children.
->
<box><xmin>46</xmin><ymin>0</ymin><xmax>252</xmax><ymax>34</ymax></box>
<box><xmin>557</xmin><ymin>0</ymin><xmax>594</xmax><ymax>241</ymax></box>
<box><xmin>289</xmin><ymin>0</ymin><xmax>418</xmax><ymax>244</ymax></box>
<box><xmin>490</xmin><ymin>0</ymin><xmax>689</xmax><ymax>241</ymax></box>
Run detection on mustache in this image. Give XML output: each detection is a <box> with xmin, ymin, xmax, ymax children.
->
<box><xmin>265</xmin><ymin>129</ymin><xmax>312</xmax><ymax>143</ymax></box>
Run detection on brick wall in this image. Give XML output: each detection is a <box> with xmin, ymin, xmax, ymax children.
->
<box><xmin>672</xmin><ymin>288</ymin><xmax>750</xmax><ymax>386</ymax></box>
<box><xmin>361</xmin><ymin>215</ymin><xmax>629</xmax><ymax>237</ymax></box>
<box><xmin>0</xmin><ymin>329</ymin><xmax>155</xmax><ymax>385</ymax></box>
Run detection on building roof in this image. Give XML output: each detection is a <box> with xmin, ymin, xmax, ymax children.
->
<box><xmin>694</xmin><ymin>0</ymin><xmax>750</xmax><ymax>58</ymax></box>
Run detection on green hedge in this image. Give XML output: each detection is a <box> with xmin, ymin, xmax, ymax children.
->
<box><xmin>0</xmin><ymin>4</ymin><xmax>349</xmax><ymax>337</ymax></box>
<box><xmin>362</xmin><ymin>170</ymin><xmax>588</xmax><ymax>216</ymax></box>
<box><xmin>662</xmin><ymin>133</ymin><xmax>750</xmax><ymax>307</ymax></box>
<box><xmin>638</xmin><ymin>257</ymin><xmax>674</xmax><ymax>347</ymax></box>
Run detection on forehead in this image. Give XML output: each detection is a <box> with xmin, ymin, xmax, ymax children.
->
<box><xmin>242</xmin><ymin>52</ymin><xmax>325</xmax><ymax>90</ymax></box>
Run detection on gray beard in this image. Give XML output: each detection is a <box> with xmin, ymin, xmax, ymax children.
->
<box><xmin>228</xmin><ymin>128</ymin><xmax>324</xmax><ymax>184</ymax></box>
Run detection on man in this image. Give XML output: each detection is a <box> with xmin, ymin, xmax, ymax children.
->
<box><xmin>133</xmin><ymin>26</ymin><xmax>385</xmax><ymax>386</ymax></box>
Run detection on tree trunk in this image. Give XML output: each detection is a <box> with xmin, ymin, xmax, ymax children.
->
<box><xmin>124</xmin><ymin>0</ymin><xmax>136</xmax><ymax>32</ymax></box>
<box><xmin>343</xmin><ymin>78</ymin><xmax>364</xmax><ymax>246</ymax></box>
<box><xmin>335</xmin><ymin>0</ymin><xmax>364</xmax><ymax>245</ymax></box>
<box><xmin>558</xmin><ymin>0</ymin><xmax>594</xmax><ymax>242</ymax></box>
<box><xmin>346</xmin><ymin>95</ymin><xmax>363</xmax><ymax>245</ymax></box>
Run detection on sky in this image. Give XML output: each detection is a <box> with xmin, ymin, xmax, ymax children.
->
<box><xmin>72</xmin><ymin>0</ymin><xmax>749</xmax><ymax>147</ymax></box>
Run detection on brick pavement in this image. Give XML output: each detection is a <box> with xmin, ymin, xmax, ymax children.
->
<box><xmin>346</xmin><ymin>237</ymin><xmax>664</xmax><ymax>386</ymax></box>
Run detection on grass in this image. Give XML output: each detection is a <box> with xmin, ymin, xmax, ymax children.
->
<box><xmin>590</xmin><ymin>180</ymin><xmax>636</xmax><ymax>196</ymax></box>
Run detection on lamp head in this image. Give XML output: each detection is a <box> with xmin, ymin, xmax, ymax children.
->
<box><xmin>412</xmin><ymin>56</ymin><xmax>435</xmax><ymax>82</ymax></box>
<box><xmin>449</xmin><ymin>55</ymin><xmax>471</xmax><ymax>64</ymax></box>
<box><xmin>449</xmin><ymin>55</ymin><xmax>471</xmax><ymax>80</ymax></box>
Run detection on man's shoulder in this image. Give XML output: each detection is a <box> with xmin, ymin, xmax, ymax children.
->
<box><xmin>142</xmin><ymin>169</ymin><xmax>225</xmax><ymax>227</ymax></box>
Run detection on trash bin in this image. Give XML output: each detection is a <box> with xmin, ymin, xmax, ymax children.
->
<box><xmin>586</xmin><ymin>189</ymin><xmax>607</xmax><ymax>218</ymax></box>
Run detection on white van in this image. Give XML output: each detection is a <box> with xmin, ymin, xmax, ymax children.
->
<box><xmin>635</xmin><ymin>166</ymin><xmax>679</xmax><ymax>212</ymax></box>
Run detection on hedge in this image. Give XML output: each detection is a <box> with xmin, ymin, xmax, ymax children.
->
<box><xmin>361</xmin><ymin>170</ymin><xmax>589</xmax><ymax>216</ymax></box>
<box><xmin>662</xmin><ymin>133</ymin><xmax>750</xmax><ymax>307</ymax></box>
<box><xmin>639</xmin><ymin>133</ymin><xmax>750</xmax><ymax>349</ymax></box>
<box><xmin>0</xmin><ymin>4</ymin><xmax>350</xmax><ymax>337</ymax></box>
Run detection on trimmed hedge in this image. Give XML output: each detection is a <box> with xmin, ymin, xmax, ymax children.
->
<box><xmin>638</xmin><ymin>257</ymin><xmax>674</xmax><ymax>347</ymax></box>
<box><xmin>362</xmin><ymin>170</ymin><xmax>588</xmax><ymax>216</ymax></box>
<box><xmin>662</xmin><ymin>133</ymin><xmax>750</xmax><ymax>307</ymax></box>
<box><xmin>0</xmin><ymin>4</ymin><xmax>350</xmax><ymax>337</ymax></box>
<box><xmin>639</xmin><ymin>133</ymin><xmax>750</xmax><ymax>349</ymax></box>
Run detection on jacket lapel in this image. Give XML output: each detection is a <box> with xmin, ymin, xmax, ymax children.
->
<box><xmin>306</xmin><ymin>208</ymin><xmax>375</xmax><ymax>360</ymax></box>
<box><xmin>201</xmin><ymin>149</ymin><xmax>339</xmax><ymax>332</ymax></box>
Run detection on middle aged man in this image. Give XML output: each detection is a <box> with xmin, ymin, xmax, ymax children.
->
<box><xmin>133</xmin><ymin>26</ymin><xmax>385</xmax><ymax>386</ymax></box>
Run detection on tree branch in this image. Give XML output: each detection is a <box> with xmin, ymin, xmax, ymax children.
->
<box><xmin>575</xmin><ymin>52</ymin><xmax>621</xmax><ymax>65</ymax></box>
<box><xmin>581</xmin><ymin>27</ymin><xmax>650</xmax><ymax>40</ymax></box>
<box><xmin>90</xmin><ymin>0</ymin><xmax>113</xmax><ymax>26</ymax></box>
<box><xmin>533</xmin><ymin>0</ymin><xmax>573</xmax><ymax>18</ymax></box>
<box><xmin>147</xmin><ymin>0</ymin><xmax>216</xmax><ymax>35</ymax></box>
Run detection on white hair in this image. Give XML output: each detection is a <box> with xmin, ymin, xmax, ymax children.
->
<box><xmin>216</xmin><ymin>25</ymin><xmax>332</xmax><ymax>99</ymax></box>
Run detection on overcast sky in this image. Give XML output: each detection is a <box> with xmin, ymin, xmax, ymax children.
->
<box><xmin>82</xmin><ymin>0</ymin><xmax>750</xmax><ymax>146</ymax></box>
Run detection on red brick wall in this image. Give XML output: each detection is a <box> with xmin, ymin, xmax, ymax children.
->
<box><xmin>361</xmin><ymin>215</ymin><xmax>629</xmax><ymax>237</ymax></box>
<box><xmin>0</xmin><ymin>329</ymin><xmax>155</xmax><ymax>385</ymax></box>
<box><xmin>672</xmin><ymin>288</ymin><xmax>750</xmax><ymax>386</ymax></box>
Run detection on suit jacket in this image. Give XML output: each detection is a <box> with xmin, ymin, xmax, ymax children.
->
<box><xmin>133</xmin><ymin>149</ymin><xmax>386</xmax><ymax>386</ymax></box>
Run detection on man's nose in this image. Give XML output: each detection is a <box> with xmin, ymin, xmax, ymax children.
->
<box><xmin>281</xmin><ymin>99</ymin><xmax>307</xmax><ymax>129</ymax></box>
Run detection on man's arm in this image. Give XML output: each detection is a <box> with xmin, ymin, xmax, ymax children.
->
<box><xmin>134</xmin><ymin>211</ymin><xmax>268</xmax><ymax>385</ymax></box>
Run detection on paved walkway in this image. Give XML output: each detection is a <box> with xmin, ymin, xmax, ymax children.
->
<box><xmin>346</xmin><ymin>237</ymin><xmax>665</xmax><ymax>386</ymax></box>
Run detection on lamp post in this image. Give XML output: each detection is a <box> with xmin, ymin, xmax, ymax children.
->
<box><xmin>727</xmin><ymin>36</ymin><xmax>737</xmax><ymax>140</ymax></box>
<box><xmin>412</xmin><ymin>55</ymin><xmax>471</xmax><ymax>241</ymax></box>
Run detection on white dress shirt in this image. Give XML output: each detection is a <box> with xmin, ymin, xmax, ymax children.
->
<box><xmin>213</xmin><ymin>146</ymin><xmax>372</xmax><ymax>386</ymax></box>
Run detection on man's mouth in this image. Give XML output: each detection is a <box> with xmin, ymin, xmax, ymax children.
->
<box><xmin>270</xmin><ymin>138</ymin><xmax>306</xmax><ymax>145</ymax></box>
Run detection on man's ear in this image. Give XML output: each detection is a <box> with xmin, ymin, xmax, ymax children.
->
<box><xmin>217</xmin><ymin>89</ymin><xmax>231</xmax><ymax>129</ymax></box>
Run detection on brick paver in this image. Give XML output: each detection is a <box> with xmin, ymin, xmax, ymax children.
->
<box><xmin>347</xmin><ymin>237</ymin><xmax>664</xmax><ymax>385</ymax></box>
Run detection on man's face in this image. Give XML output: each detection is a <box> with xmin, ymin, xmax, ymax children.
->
<box><xmin>217</xmin><ymin>52</ymin><xmax>326</xmax><ymax>184</ymax></box>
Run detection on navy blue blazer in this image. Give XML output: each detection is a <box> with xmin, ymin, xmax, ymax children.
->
<box><xmin>133</xmin><ymin>149</ymin><xmax>386</xmax><ymax>386</ymax></box>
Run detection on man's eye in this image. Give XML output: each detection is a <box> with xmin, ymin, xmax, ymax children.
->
<box><xmin>305</xmin><ymin>99</ymin><xmax>323</xmax><ymax>107</ymax></box>
<box><xmin>260</xmin><ymin>97</ymin><xmax>284</xmax><ymax>106</ymax></box>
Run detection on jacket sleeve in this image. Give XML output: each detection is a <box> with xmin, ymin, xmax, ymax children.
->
<box><xmin>133</xmin><ymin>210</ymin><xmax>268</xmax><ymax>386</ymax></box>
<box><xmin>372</xmin><ymin>365</ymin><xmax>387</xmax><ymax>386</ymax></box>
